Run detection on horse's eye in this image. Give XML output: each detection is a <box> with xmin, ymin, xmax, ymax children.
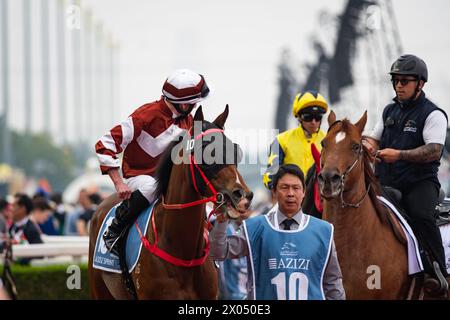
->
<box><xmin>321</xmin><ymin>140</ymin><xmax>325</xmax><ymax>148</ymax></box>
<box><xmin>352</xmin><ymin>143</ymin><xmax>360</xmax><ymax>153</ymax></box>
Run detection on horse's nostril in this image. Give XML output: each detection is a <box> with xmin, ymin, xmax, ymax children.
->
<box><xmin>232</xmin><ymin>189</ymin><xmax>244</xmax><ymax>199</ymax></box>
<box><xmin>318</xmin><ymin>171</ymin><xmax>340</xmax><ymax>184</ymax></box>
<box><xmin>318</xmin><ymin>174</ymin><xmax>324</xmax><ymax>183</ymax></box>
<box><xmin>331</xmin><ymin>174</ymin><xmax>341</xmax><ymax>183</ymax></box>
<box><xmin>247</xmin><ymin>191</ymin><xmax>254</xmax><ymax>202</ymax></box>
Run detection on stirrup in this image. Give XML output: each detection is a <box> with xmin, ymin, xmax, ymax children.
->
<box><xmin>432</xmin><ymin>261</ymin><xmax>449</xmax><ymax>292</ymax></box>
<box><xmin>103</xmin><ymin>226</ymin><xmax>128</xmax><ymax>256</ymax></box>
<box><xmin>424</xmin><ymin>262</ymin><xmax>449</xmax><ymax>295</ymax></box>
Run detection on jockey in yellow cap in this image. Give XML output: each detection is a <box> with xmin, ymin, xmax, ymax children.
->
<box><xmin>263</xmin><ymin>91</ymin><xmax>328</xmax><ymax>189</ymax></box>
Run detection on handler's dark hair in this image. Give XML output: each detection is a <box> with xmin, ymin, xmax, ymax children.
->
<box><xmin>272</xmin><ymin>164</ymin><xmax>305</xmax><ymax>190</ymax></box>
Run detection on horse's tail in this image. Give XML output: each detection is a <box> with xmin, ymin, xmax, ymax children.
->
<box><xmin>88</xmin><ymin>193</ymin><xmax>122</xmax><ymax>299</ymax></box>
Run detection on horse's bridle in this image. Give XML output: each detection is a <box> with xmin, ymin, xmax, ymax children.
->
<box><xmin>326</xmin><ymin>121</ymin><xmax>371</xmax><ymax>208</ymax></box>
<box><xmin>135</xmin><ymin>128</ymin><xmax>234</xmax><ymax>268</ymax></box>
<box><xmin>162</xmin><ymin>129</ymin><xmax>225</xmax><ymax>210</ymax></box>
<box><xmin>161</xmin><ymin>128</ymin><xmax>227</xmax><ymax>211</ymax></box>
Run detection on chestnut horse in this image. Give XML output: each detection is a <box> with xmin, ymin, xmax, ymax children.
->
<box><xmin>88</xmin><ymin>106</ymin><xmax>253</xmax><ymax>299</ymax></box>
<box><xmin>317</xmin><ymin>110</ymin><xmax>449</xmax><ymax>299</ymax></box>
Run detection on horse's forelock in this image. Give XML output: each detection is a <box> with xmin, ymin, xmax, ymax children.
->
<box><xmin>339</xmin><ymin>119</ymin><xmax>358</xmax><ymax>139</ymax></box>
<box><xmin>202</xmin><ymin>120</ymin><xmax>218</xmax><ymax>131</ymax></box>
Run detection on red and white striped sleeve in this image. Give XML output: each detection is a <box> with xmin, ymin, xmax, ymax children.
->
<box><xmin>95</xmin><ymin>116</ymin><xmax>143</xmax><ymax>174</ymax></box>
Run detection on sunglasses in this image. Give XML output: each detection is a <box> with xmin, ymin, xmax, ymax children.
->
<box><xmin>300</xmin><ymin>114</ymin><xmax>323</xmax><ymax>122</ymax></box>
<box><xmin>391</xmin><ymin>78</ymin><xmax>417</xmax><ymax>86</ymax></box>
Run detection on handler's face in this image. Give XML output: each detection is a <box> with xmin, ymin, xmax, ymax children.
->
<box><xmin>273</xmin><ymin>173</ymin><xmax>305</xmax><ymax>218</ymax></box>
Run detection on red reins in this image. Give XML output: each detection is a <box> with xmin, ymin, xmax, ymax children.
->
<box><xmin>311</xmin><ymin>143</ymin><xmax>323</xmax><ymax>213</ymax></box>
<box><xmin>135</xmin><ymin>128</ymin><xmax>225</xmax><ymax>267</ymax></box>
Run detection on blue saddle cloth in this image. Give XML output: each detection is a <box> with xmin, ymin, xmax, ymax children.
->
<box><xmin>92</xmin><ymin>200</ymin><xmax>156</xmax><ymax>273</ymax></box>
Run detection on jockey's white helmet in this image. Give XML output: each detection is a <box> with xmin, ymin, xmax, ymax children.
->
<box><xmin>162</xmin><ymin>69</ymin><xmax>210</xmax><ymax>104</ymax></box>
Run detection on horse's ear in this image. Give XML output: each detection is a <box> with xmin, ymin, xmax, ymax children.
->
<box><xmin>355</xmin><ymin>110</ymin><xmax>367</xmax><ymax>135</ymax></box>
<box><xmin>194</xmin><ymin>105</ymin><xmax>204</xmax><ymax>121</ymax></box>
<box><xmin>213</xmin><ymin>104</ymin><xmax>229</xmax><ymax>129</ymax></box>
<box><xmin>327</xmin><ymin>110</ymin><xmax>336</xmax><ymax>127</ymax></box>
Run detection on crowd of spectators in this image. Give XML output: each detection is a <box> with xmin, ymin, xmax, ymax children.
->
<box><xmin>0</xmin><ymin>189</ymin><xmax>103</xmax><ymax>256</ymax></box>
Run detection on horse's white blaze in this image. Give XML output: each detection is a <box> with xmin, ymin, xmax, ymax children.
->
<box><xmin>335</xmin><ymin>131</ymin><xmax>346</xmax><ymax>144</ymax></box>
<box><xmin>236</xmin><ymin>172</ymin><xmax>242</xmax><ymax>185</ymax></box>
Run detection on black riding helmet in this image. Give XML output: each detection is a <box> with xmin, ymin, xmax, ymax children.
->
<box><xmin>389</xmin><ymin>54</ymin><xmax>428</xmax><ymax>82</ymax></box>
<box><xmin>389</xmin><ymin>54</ymin><xmax>428</xmax><ymax>104</ymax></box>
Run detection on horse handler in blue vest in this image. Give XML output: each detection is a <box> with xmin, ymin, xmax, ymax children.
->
<box><xmin>363</xmin><ymin>54</ymin><xmax>449</xmax><ymax>297</ymax></box>
<box><xmin>210</xmin><ymin>164</ymin><xmax>345</xmax><ymax>300</ymax></box>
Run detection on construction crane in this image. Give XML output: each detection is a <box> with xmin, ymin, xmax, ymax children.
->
<box><xmin>275</xmin><ymin>0</ymin><xmax>403</xmax><ymax>131</ymax></box>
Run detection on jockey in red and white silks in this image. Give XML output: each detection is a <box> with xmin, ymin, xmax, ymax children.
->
<box><xmin>95</xmin><ymin>69</ymin><xmax>210</xmax><ymax>255</ymax></box>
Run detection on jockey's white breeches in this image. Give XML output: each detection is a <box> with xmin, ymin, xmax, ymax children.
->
<box><xmin>125</xmin><ymin>175</ymin><xmax>157</xmax><ymax>203</ymax></box>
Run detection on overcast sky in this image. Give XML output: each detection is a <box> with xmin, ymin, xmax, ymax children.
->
<box><xmin>81</xmin><ymin>0</ymin><xmax>450</xmax><ymax>122</ymax></box>
<box><xmin>82</xmin><ymin>0</ymin><xmax>345</xmax><ymax>131</ymax></box>
<box><xmin>3</xmin><ymin>0</ymin><xmax>450</xmax><ymax>150</ymax></box>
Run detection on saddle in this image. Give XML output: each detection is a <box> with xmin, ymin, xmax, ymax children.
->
<box><xmin>381</xmin><ymin>186</ymin><xmax>450</xmax><ymax>299</ymax></box>
<box><xmin>381</xmin><ymin>186</ymin><xmax>450</xmax><ymax>227</ymax></box>
<box><xmin>436</xmin><ymin>198</ymin><xmax>450</xmax><ymax>227</ymax></box>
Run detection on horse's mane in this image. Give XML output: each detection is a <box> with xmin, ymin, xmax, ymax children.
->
<box><xmin>362</xmin><ymin>149</ymin><xmax>390</xmax><ymax>225</ymax></box>
<box><xmin>305</xmin><ymin>164</ymin><xmax>316</xmax><ymax>187</ymax></box>
<box><xmin>340</xmin><ymin>119</ymin><xmax>390</xmax><ymax>225</ymax></box>
<box><xmin>154</xmin><ymin>138</ymin><xmax>182</xmax><ymax>200</ymax></box>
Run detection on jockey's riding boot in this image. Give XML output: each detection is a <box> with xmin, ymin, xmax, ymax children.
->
<box><xmin>423</xmin><ymin>261</ymin><xmax>449</xmax><ymax>297</ymax></box>
<box><xmin>103</xmin><ymin>190</ymin><xmax>149</xmax><ymax>256</ymax></box>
